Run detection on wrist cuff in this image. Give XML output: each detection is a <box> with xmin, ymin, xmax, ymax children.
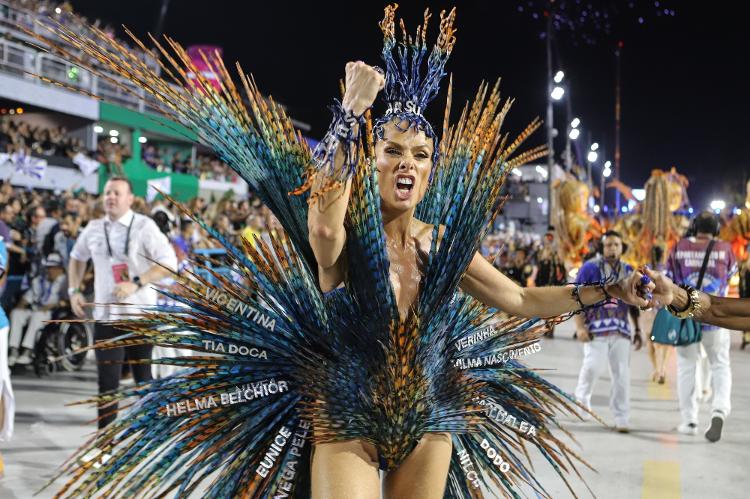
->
<box><xmin>310</xmin><ymin>99</ymin><xmax>366</xmax><ymax>188</ymax></box>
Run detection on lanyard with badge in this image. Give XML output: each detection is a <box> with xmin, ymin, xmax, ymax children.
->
<box><xmin>105</xmin><ymin>216</ymin><xmax>134</xmax><ymax>284</ymax></box>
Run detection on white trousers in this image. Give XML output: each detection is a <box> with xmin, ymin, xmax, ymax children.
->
<box><xmin>0</xmin><ymin>326</ymin><xmax>15</xmax><ymax>441</ymax></box>
<box><xmin>575</xmin><ymin>334</ymin><xmax>631</xmax><ymax>427</ymax></box>
<box><xmin>676</xmin><ymin>328</ymin><xmax>731</xmax><ymax>425</ymax></box>
<box><xmin>9</xmin><ymin>308</ymin><xmax>51</xmax><ymax>350</ymax></box>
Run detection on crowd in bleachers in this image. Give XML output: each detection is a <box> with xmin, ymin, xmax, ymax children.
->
<box><xmin>0</xmin><ymin>119</ymin><xmax>85</xmax><ymax>158</ymax></box>
<box><xmin>141</xmin><ymin>144</ymin><xmax>238</xmax><ymax>182</ymax></box>
<box><xmin>1</xmin><ymin>115</ymin><xmax>236</xmax><ymax>181</ymax></box>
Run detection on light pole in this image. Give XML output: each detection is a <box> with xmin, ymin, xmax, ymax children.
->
<box><xmin>568</xmin><ymin>118</ymin><xmax>581</xmax><ymax>174</ymax></box>
<box><xmin>614</xmin><ymin>41</ymin><xmax>623</xmax><ymax>216</ymax></box>
<box><xmin>565</xmin><ymin>111</ymin><xmax>578</xmax><ymax>171</ymax></box>
<box><xmin>586</xmin><ymin>141</ymin><xmax>598</xmax><ymax>208</ymax></box>
<box><xmin>545</xmin><ymin>15</ymin><xmax>554</xmax><ymax>228</ymax></box>
<box><xmin>601</xmin><ymin>160</ymin><xmax>612</xmax><ymax>212</ymax></box>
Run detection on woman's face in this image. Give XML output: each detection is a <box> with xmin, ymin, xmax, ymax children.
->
<box><xmin>375</xmin><ymin>120</ymin><xmax>434</xmax><ymax>214</ymax></box>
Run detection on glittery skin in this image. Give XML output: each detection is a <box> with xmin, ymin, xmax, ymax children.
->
<box><xmin>385</xmin><ymin>230</ymin><xmax>428</xmax><ymax>320</ymax></box>
<box><xmin>28</xmin><ymin>6</ymin><xmax>594</xmax><ymax>499</ymax></box>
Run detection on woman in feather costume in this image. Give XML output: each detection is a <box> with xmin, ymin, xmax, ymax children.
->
<box><xmin>29</xmin><ymin>5</ymin><xmax>655</xmax><ymax>498</ymax></box>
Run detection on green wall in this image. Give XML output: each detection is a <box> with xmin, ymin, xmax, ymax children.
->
<box><xmin>99</xmin><ymin>102</ymin><xmax>197</xmax><ymax>142</ymax></box>
<box><xmin>97</xmin><ymin>103</ymin><xmax>199</xmax><ymax>201</ymax></box>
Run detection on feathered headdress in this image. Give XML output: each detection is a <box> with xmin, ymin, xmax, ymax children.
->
<box><xmin>374</xmin><ymin>4</ymin><xmax>457</xmax><ymax>146</ymax></box>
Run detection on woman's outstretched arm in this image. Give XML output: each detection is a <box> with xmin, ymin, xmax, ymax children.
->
<box><xmin>461</xmin><ymin>251</ymin><xmax>651</xmax><ymax>318</ymax></box>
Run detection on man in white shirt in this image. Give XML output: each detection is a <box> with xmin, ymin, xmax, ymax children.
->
<box><xmin>68</xmin><ymin>177</ymin><xmax>177</xmax><ymax>428</ymax></box>
<box><xmin>7</xmin><ymin>252</ymin><xmax>67</xmax><ymax>366</ymax></box>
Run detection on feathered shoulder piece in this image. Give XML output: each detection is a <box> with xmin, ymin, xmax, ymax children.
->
<box><xmin>375</xmin><ymin>4</ymin><xmax>457</xmax><ymax>142</ymax></box>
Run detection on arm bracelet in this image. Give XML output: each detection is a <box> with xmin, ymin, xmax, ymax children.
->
<box><xmin>667</xmin><ymin>284</ymin><xmax>701</xmax><ymax>319</ymax></box>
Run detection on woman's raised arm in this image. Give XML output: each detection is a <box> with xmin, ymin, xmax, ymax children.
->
<box><xmin>308</xmin><ymin>62</ymin><xmax>384</xmax><ymax>273</ymax></box>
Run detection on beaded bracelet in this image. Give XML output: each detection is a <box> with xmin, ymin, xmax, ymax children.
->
<box><xmin>569</xmin><ymin>279</ymin><xmax>615</xmax><ymax>315</ymax></box>
<box><xmin>571</xmin><ymin>284</ymin><xmax>586</xmax><ymax>310</ymax></box>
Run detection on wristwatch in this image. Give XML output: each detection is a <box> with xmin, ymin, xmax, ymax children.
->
<box><xmin>67</xmin><ymin>286</ymin><xmax>81</xmax><ymax>296</ymax></box>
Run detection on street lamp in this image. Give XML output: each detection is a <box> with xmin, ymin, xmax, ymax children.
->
<box><xmin>710</xmin><ymin>199</ymin><xmax>726</xmax><ymax>212</ymax></box>
<box><xmin>570</xmin><ymin>117</ymin><xmax>580</xmax><ymax>128</ymax></box>
<box><xmin>551</xmin><ymin>86</ymin><xmax>565</xmax><ymax>100</ymax></box>
<box><xmin>554</xmin><ymin>70</ymin><xmax>565</xmax><ymax>83</ymax></box>
<box><xmin>587</xmin><ymin>150</ymin><xmax>598</xmax><ymax>163</ymax></box>
<box><xmin>590</xmin><ymin>142</ymin><xmax>599</xmax><ymax>151</ymax></box>
<box><xmin>569</xmin><ymin>128</ymin><xmax>580</xmax><ymax>140</ymax></box>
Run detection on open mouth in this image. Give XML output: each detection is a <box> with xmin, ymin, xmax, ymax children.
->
<box><xmin>395</xmin><ymin>174</ymin><xmax>415</xmax><ymax>200</ymax></box>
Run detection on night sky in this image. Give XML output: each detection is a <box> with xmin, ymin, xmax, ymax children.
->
<box><xmin>70</xmin><ymin>0</ymin><xmax>749</xmax><ymax>211</ymax></box>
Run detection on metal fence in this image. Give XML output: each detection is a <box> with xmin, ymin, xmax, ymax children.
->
<box><xmin>0</xmin><ymin>0</ymin><xmax>165</xmax><ymax>114</ymax></box>
<box><xmin>192</xmin><ymin>248</ymin><xmax>236</xmax><ymax>286</ymax></box>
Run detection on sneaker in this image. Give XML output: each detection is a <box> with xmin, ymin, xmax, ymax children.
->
<box><xmin>7</xmin><ymin>347</ymin><xmax>19</xmax><ymax>367</ymax></box>
<box><xmin>79</xmin><ymin>447</ymin><xmax>112</xmax><ymax>469</ymax></box>
<box><xmin>705</xmin><ymin>415</ymin><xmax>724</xmax><ymax>443</ymax></box>
<box><xmin>676</xmin><ymin>422</ymin><xmax>698</xmax><ymax>436</ymax></box>
<box><xmin>14</xmin><ymin>348</ymin><xmax>33</xmax><ymax>365</ymax></box>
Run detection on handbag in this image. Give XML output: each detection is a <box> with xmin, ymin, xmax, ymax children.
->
<box><xmin>651</xmin><ymin>239</ymin><xmax>715</xmax><ymax>346</ymax></box>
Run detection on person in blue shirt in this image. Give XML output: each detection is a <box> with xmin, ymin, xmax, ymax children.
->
<box><xmin>574</xmin><ymin>230</ymin><xmax>643</xmax><ymax>432</ymax></box>
<box><xmin>0</xmin><ymin>236</ymin><xmax>16</xmax><ymax>447</ymax></box>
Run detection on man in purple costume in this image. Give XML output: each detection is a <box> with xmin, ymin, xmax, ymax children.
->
<box><xmin>574</xmin><ymin>231</ymin><xmax>643</xmax><ymax>432</ymax></box>
<box><xmin>668</xmin><ymin>211</ymin><xmax>737</xmax><ymax>442</ymax></box>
